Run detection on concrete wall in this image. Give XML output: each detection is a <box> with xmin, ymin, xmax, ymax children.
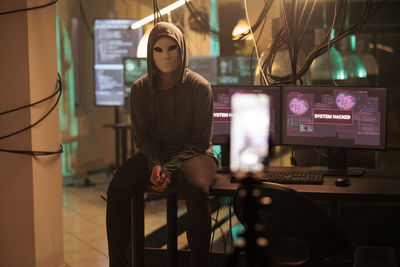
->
<box><xmin>0</xmin><ymin>1</ymin><xmax>63</xmax><ymax>266</ymax></box>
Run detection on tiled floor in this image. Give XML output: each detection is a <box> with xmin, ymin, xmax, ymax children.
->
<box><xmin>62</xmin><ymin>174</ymin><xmax>110</xmax><ymax>267</ymax></box>
<box><xmin>62</xmin><ymin>173</ymin><xmax>238</xmax><ymax>267</ymax></box>
<box><xmin>61</xmin><ymin>170</ymin><xmax>400</xmax><ymax>267</ymax></box>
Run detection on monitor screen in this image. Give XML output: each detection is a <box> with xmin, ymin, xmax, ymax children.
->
<box><xmin>217</xmin><ymin>56</ymin><xmax>258</xmax><ymax>85</ymax></box>
<box><xmin>123</xmin><ymin>57</ymin><xmax>147</xmax><ymax>92</ymax></box>
<box><xmin>123</xmin><ymin>57</ymin><xmax>147</xmax><ymax>112</ymax></box>
<box><xmin>211</xmin><ymin>86</ymin><xmax>281</xmax><ymax>146</ymax></box>
<box><xmin>188</xmin><ymin>56</ymin><xmax>218</xmax><ymax>85</ymax></box>
<box><xmin>94</xmin><ymin>19</ymin><xmax>142</xmax><ymax>106</ymax></box>
<box><xmin>282</xmin><ymin>86</ymin><xmax>387</xmax><ymax>150</ymax></box>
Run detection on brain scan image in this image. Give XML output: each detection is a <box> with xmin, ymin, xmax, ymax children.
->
<box><xmin>289</xmin><ymin>97</ymin><xmax>309</xmax><ymax>115</ymax></box>
<box><xmin>335</xmin><ymin>93</ymin><xmax>356</xmax><ymax>110</ymax></box>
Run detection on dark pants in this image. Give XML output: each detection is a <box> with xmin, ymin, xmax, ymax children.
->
<box><xmin>106</xmin><ymin>153</ymin><xmax>217</xmax><ymax>267</ymax></box>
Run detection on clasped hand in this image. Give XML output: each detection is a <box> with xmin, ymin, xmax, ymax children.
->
<box><xmin>150</xmin><ymin>165</ymin><xmax>170</xmax><ymax>192</ymax></box>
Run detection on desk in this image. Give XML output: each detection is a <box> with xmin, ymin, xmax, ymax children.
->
<box><xmin>131</xmin><ymin>168</ymin><xmax>400</xmax><ymax>267</ymax></box>
<box><xmin>214</xmin><ymin>169</ymin><xmax>400</xmax><ymax>202</ymax></box>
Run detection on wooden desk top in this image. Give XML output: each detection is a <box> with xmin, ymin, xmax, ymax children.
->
<box><xmin>211</xmin><ymin>168</ymin><xmax>400</xmax><ymax>202</ymax></box>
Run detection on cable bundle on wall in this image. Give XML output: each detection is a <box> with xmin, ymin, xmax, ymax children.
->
<box><xmin>0</xmin><ymin>73</ymin><xmax>64</xmax><ymax>156</ymax></box>
<box><xmin>0</xmin><ymin>0</ymin><xmax>58</xmax><ymax>16</ymax></box>
<box><xmin>258</xmin><ymin>0</ymin><xmax>385</xmax><ymax>85</ymax></box>
<box><xmin>0</xmin><ymin>1</ymin><xmax>63</xmax><ymax>156</ymax></box>
<box><xmin>236</xmin><ymin>0</ymin><xmax>273</xmax><ymax>42</ymax></box>
<box><xmin>153</xmin><ymin>0</ymin><xmax>164</xmax><ymax>24</ymax></box>
<box><xmin>184</xmin><ymin>0</ymin><xmax>273</xmax><ymax>42</ymax></box>
<box><xmin>184</xmin><ymin>0</ymin><xmax>219</xmax><ymax>40</ymax></box>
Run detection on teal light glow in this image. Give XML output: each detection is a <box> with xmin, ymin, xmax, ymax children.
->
<box><xmin>350</xmin><ymin>35</ymin><xmax>356</xmax><ymax>51</ymax></box>
<box><xmin>342</xmin><ymin>53</ymin><xmax>367</xmax><ymax>78</ymax></box>
<box><xmin>337</xmin><ymin>70</ymin><xmax>346</xmax><ymax>80</ymax></box>
<box><xmin>338</xmin><ymin>35</ymin><xmax>367</xmax><ymax>79</ymax></box>
<box><xmin>61</xmin><ymin>143</ymin><xmax>70</xmax><ymax>176</ymax></box>
<box><xmin>56</xmin><ymin>17</ymin><xmax>62</xmax><ymax>75</ymax></box>
<box><xmin>358</xmin><ymin>68</ymin><xmax>367</xmax><ymax>78</ymax></box>
<box><xmin>310</xmin><ymin>28</ymin><xmax>348</xmax><ymax>82</ymax></box>
<box><xmin>67</xmin><ymin>69</ymin><xmax>78</xmax><ymax>137</ymax></box>
<box><xmin>212</xmin><ymin>145</ymin><xmax>222</xmax><ymax>166</ymax></box>
<box><xmin>57</xmin><ymin>17</ymin><xmax>68</xmax><ymax>133</ymax></box>
<box><xmin>62</xmin><ymin>24</ymin><xmax>79</xmax><ymax>137</ymax></box>
<box><xmin>61</xmin><ymin>141</ymin><xmax>78</xmax><ymax>177</ymax></box>
<box><xmin>126</xmin><ymin>61</ymin><xmax>135</xmax><ymax>72</ymax></box>
<box><xmin>57</xmin><ymin>15</ymin><xmax>79</xmax><ymax>177</ymax></box>
<box><xmin>231</xmin><ymin>222</ymin><xmax>244</xmax><ymax>242</ymax></box>
<box><xmin>209</xmin><ymin>0</ymin><xmax>220</xmax><ymax>57</ymax></box>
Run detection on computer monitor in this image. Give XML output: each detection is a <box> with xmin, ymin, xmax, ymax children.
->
<box><xmin>212</xmin><ymin>85</ymin><xmax>281</xmax><ymax>167</ymax></box>
<box><xmin>188</xmin><ymin>56</ymin><xmax>218</xmax><ymax>85</ymax></box>
<box><xmin>282</xmin><ymin>85</ymin><xmax>387</xmax><ymax>175</ymax></box>
<box><xmin>123</xmin><ymin>57</ymin><xmax>147</xmax><ymax>112</ymax></box>
<box><xmin>94</xmin><ymin>19</ymin><xmax>142</xmax><ymax>106</ymax></box>
<box><xmin>217</xmin><ymin>56</ymin><xmax>258</xmax><ymax>85</ymax></box>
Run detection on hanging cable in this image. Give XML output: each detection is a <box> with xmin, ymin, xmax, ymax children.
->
<box><xmin>244</xmin><ymin>0</ymin><xmax>269</xmax><ymax>85</ymax></box>
<box><xmin>0</xmin><ymin>144</ymin><xmax>64</xmax><ymax>156</ymax></box>
<box><xmin>258</xmin><ymin>0</ymin><xmax>385</xmax><ymax>85</ymax></box>
<box><xmin>249</xmin><ymin>10</ymin><xmax>267</xmax><ymax>84</ymax></box>
<box><xmin>0</xmin><ymin>73</ymin><xmax>64</xmax><ymax>156</ymax></box>
<box><xmin>0</xmin><ymin>87</ymin><xmax>60</xmax><ymax>116</ymax></box>
<box><xmin>185</xmin><ymin>1</ymin><xmax>220</xmax><ymax>40</ymax></box>
<box><xmin>236</xmin><ymin>0</ymin><xmax>272</xmax><ymax>41</ymax></box>
<box><xmin>152</xmin><ymin>0</ymin><xmax>164</xmax><ymax>25</ymax></box>
<box><xmin>0</xmin><ymin>73</ymin><xmax>62</xmax><ymax>140</ymax></box>
<box><xmin>0</xmin><ymin>0</ymin><xmax>58</xmax><ymax>16</ymax></box>
<box><xmin>327</xmin><ymin>1</ymin><xmax>340</xmax><ymax>86</ymax></box>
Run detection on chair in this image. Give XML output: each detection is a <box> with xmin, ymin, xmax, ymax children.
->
<box><xmin>232</xmin><ymin>180</ymin><xmax>354</xmax><ymax>266</ymax></box>
<box><xmin>130</xmin><ymin>186</ymin><xmax>180</xmax><ymax>267</ymax></box>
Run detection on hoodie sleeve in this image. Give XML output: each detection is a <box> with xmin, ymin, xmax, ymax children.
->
<box><xmin>161</xmin><ymin>82</ymin><xmax>214</xmax><ymax>178</ymax></box>
<box><xmin>131</xmin><ymin>82</ymin><xmax>162</xmax><ymax>171</ymax></box>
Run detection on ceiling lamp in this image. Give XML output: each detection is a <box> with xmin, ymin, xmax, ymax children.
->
<box><xmin>130</xmin><ymin>0</ymin><xmax>191</xmax><ymax>30</ymax></box>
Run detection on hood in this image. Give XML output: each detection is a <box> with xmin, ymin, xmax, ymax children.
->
<box><xmin>147</xmin><ymin>22</ymin><xmax>188</xmax><ymax>92</ymax></box>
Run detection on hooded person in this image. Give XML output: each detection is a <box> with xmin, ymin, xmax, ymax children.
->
<box><xmin>106</xmin><ymin>22</ymin><xmax>218</xmax><ymax>267</ymax></box>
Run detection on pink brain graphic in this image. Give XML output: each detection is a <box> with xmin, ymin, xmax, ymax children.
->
<box><xmin>289</xmin><ymin>98</ymin><xmax>309</xmax><ymax>115</ymax></box>
<box><xmin>335</xmin><ymin>93</ymin><xmax>356</xmax><ymax>110</ymax></box>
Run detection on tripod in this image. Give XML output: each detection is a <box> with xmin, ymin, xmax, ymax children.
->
<box><xmin>225</xmin><ymin>174</ymin><xmax>272</xmax><ymax>267</ymax></box>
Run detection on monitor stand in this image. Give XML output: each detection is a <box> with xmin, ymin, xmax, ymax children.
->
<box><xmin>310</xmin><ymin>148</ymin><xmax>365</xmax><ymax>176</ymax></box>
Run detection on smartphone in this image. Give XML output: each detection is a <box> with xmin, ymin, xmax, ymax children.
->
<box><xmin>230</xmin><ymin>93</ymin><xmax>270</xmax><ymax>174</ymax></box>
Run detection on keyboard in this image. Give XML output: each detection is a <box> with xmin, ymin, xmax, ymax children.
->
<box><xmin>259</xmin><ymin>167</ymin><xmax>324</xmax><ymax>185</ymax></box>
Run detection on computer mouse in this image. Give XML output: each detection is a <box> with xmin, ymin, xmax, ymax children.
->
<box><xmin>335</xmin><ymin>177</ymin><xmax>350</xmax><ymax>187</ymax></box>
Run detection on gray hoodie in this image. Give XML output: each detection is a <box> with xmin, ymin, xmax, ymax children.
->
<box><xmin>130</xmin><ymin>22</ymin><xmax>217</xmax><ymax>179</ymax></box>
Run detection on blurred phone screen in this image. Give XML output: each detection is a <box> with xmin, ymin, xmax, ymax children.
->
<box><xmin>230</xmin><ymin>93</ymin><xmax>270</xmax><ymax>173</ymax></box>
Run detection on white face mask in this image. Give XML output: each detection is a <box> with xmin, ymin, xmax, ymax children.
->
<box><xmin>153</xmin><ymin>36</ymin><xmax>180</xmax><ymax>74</ymax></box>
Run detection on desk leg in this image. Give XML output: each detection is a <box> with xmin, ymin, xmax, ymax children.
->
<box><xmin>167</xmin><ymin>194</ymin><xmax>178</xmax><ymax>267</ymax></box>
<box><xmin>131</xmin><ymin>193</ymin><xmax>145</xmax><ymax>267</ymax></box>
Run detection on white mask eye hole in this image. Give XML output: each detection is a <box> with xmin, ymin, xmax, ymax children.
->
<box><xmin>154</xmin><ymin>47</ymin><xmax>163</xmax><ymax>52</ymax></box>
<box><xmin>168</xmin><ymin>45</ymin><xmax>177</xmax><ymax>51</ymax></box>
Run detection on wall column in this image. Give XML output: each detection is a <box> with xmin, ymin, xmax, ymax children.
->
<box><xmin>0</xmin><ymin>1</ymin><xmax>63</xmax><ymax>266</ymax></box>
